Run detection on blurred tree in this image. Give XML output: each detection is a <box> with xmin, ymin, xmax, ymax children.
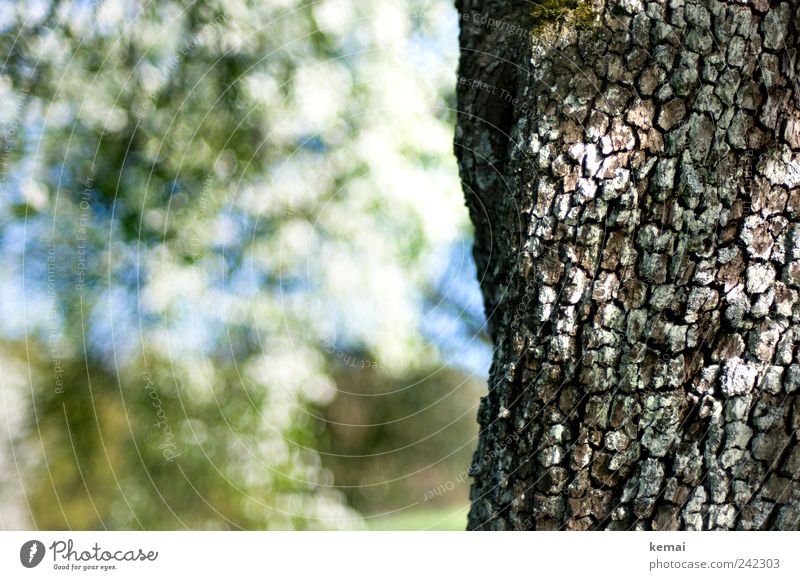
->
<box><xmin>0</xmin><ymin>0</ymin><xmax>482</xmax><ymax>530</ymax></box>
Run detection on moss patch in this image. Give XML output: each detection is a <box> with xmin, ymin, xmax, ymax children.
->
<box><xmin>529</xmin><ymin>0</ymin><xmax>596</xmax><ymax>33</ymax></box>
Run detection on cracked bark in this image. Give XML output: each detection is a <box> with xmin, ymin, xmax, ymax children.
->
<box><xmin>456</xmin><ymin>0</ymin><xmax>800</xmax><ymax>530</ymax></box>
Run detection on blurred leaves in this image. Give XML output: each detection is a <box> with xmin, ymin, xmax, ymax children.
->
<box><xmin>0</xmin><ymin>0</ymin><xmax>482</xmax><ymax>530</ymax></box>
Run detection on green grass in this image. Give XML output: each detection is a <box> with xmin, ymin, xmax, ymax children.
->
<box><xmin>366</xmin><ymin>506</ymin><xmax>469</xmax><ymax>531</ymax></box>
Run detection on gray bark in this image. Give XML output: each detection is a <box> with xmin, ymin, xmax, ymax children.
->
<box><xmin>456</xmin><ymin>0</ymin><xmax>800</xmax><ymax>530</ymax></box>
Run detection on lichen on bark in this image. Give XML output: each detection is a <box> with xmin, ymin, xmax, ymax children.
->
<box><xmin>456</xmin><ymin>0</ymin><xmax>800</xmax><ymax>530</ymax></box>
<box><xmin>529</xmin><ymin>0</ymin><xmax>597</xmax><ymax>32</ymax></box>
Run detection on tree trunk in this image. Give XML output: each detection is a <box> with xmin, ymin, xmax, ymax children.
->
<box><xmin>456</xmin><ymin>0</ymin><xmax>800</xmax><ymax>530</ymax></box>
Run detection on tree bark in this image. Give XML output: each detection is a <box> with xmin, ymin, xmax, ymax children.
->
<box><xmin>456</xmin><ymin>0</ymin><xmax>800</xmax><ymax>530</ymax></box>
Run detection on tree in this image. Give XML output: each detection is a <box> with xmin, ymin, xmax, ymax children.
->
<box><xmin>456</xmin><ymin>0</ymin><xmax>800</xmax><ymax>530</ymax></box>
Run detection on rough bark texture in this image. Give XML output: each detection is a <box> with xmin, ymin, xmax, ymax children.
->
<box><xmin>456</xmin><ymin>0</ymin><xmax>800</xmax><ymax>530</ymax></box>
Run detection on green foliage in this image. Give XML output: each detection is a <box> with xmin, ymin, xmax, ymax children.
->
<box><xmin>0</xmin><ymin>0</ymin><xmax>470</xmax><ymax>530</ymax></box>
